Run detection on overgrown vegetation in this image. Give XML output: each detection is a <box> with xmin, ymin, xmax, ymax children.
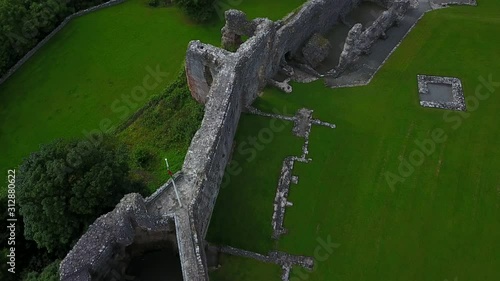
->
<box><xmin>21</xmin><ymin>260</ymin><xmax>60</xmax><ymax>281</ymax></box>
<box><xmin>0</xmin><ymin>0</ymin><xmax>109</xmax><ymax>77</ymax></box>
<box><xmin>148</xmin><ymin>0</ymin><xmax>173</xmax><ymax>7</ymax></box>
<box><xmin>118</xmin><ymin>69</ymin><xmax>205</xmax><ymax>191</ymax></box>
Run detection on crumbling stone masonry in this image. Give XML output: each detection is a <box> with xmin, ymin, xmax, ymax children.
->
<box><xmin>302</xmin><ymin>33</ymin><xmax>332</xmax><ymax>68</ymax></box>
<box><xmin>59</xmin><ymin>193</ymin><xmax>177</xmax><ymax>281</ymax></box>
<box><xmin>333</xmin><ymin>0</ymin><xmax>411</xmax><ymax>77</ymax></box>
<box><xmin>430</xmin><ymin>0</ymin><xmax>477</xmax><ymax>8</ymax></box>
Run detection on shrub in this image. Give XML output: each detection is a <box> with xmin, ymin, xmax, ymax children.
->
<box><xmin>22</xmin><ymin>260</ymin><xmax>60</xmax><ymax>281</ymax></box>
<box><xmin>174</xmin><ymin>0</ymin><xmax>215</xmax><ymax>22</ymax></box>
<box><xmin>134</xmin><ymin>146</ymin><xmax>154</xmax><ymax>168</ymax></box>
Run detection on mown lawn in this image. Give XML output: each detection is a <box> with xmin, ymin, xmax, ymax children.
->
<box><xmin>209</xmin><ymin>2</ymin><xmax>500</xmax><ymax>280</ymax></box>
<box><xmin>207</xmin><ymin>115</ymin><xmax>304</xmax><ymax>253</ymax></box>
<box><xmin>0</xmin><ymin>0</ymin><xmax>306</xmax><ymax>194</ymax></box>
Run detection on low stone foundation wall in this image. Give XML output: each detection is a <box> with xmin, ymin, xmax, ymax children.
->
<box><xmin>218</xmin><ymin>245</ymin><xmax>314</xmax><ymax>281</ymax></box>
<box><xmin>417</xmin><ymin>75</ymin><xmax>466</xmax><ymax>111</ymax></box>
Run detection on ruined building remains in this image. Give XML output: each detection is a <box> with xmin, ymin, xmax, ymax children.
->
<box><xmin>60</xmin><ymin>1</ymin><xmax>414</xmax><ymax>280</ymax></box>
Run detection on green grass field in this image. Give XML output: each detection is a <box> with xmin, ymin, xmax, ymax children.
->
<box><xmin>208</xmin><ymin>115</ymin><xmax>304</xmax><ymax>253</ymax></box>
<box><xmin>209</xmin><ymin>2</ymin><xmax>500</xmax><ymax>280</ymax></box>
<box><xmin>0</xmin><ymin>0</ymin><xmax>305</xmax><ymax>194</ymax></box>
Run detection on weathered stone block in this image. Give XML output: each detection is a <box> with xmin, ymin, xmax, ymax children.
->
<box><xmin>302</xmin><ymin>33</ymin><xmax>331</xmax><ymax>67</ymax></box>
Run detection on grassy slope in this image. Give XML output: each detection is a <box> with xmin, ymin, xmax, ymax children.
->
<box><xmin>116</xmin><ymin>71</ymin><xmax>205</xmax><ymax>191</ymax></box>
<box><xmin>209</xmin><ymin>2</ymin><xmax>500</xmax><ymax>281</ymax></box>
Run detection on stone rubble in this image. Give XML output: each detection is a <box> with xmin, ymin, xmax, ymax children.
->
<box><xmin>333</xmin><ymin>0</ymin><xmax>411</xmax><ymax>77</ymax></box>
<box><xmin>269</xmin><ymin>78</ymin><xmax>293</xmax><ymax>93</ymax></box>
<box><xmin>302</xmin><ymin>33</ymin><xmax>332</xmax><ymax>68</ymax></box>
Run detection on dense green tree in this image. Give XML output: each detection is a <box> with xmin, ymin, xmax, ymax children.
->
<box><xmin>174</xmin><ymin>0</ymin><xmax>215</xmax><ymax>22</ymax></box>
<box><xmin>17</xmin><ymin>138</ymin><xmax>145</xmax><ymax>254</ymax></box>
<box><xmin>22</xmin><ymin>260</ymin><xmax>60</xmax><ymax>281</ymax></box>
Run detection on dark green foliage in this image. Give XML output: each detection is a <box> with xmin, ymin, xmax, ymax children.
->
<box><xmin>174</xmin><ymin>0</ymin><xmax>215</xmax><ymax>22</ymax></box>
<box><xmin>0</xmin><ymin>0</ymin><xmax>108</xmax><ymax>77</ymax></box>
<box><xmin>22</xmin><ymin>260</ymin><xmax>60</xmax><ymax>281</ymax></box>
<box><xmin>133</xmin><ymin>146</ymin><xmax>153</xmax><ymax>168</ymax></box>
<box><xmin>17</xmin><ymin>137</ymin><xmax>146</xmax><ymax>254</ymax></box>
<box><xmin>161</xmin><ymin>72</ymin><xmax>204</xmax><ymax>145</ymax></box>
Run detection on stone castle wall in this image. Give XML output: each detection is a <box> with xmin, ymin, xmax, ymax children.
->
<box><xmin>181</xmin><ymin>18</ymin><xmax>279</xmax><ymax>279</ymax></box>
<box><xmin>178</xmin><ymin>1</ymin><xmax>370</xmax><ymax>279</ymax></box>
<box><xmin>273</xmin><ymin>0</ymin><xmax>362</xmax><ymax>62</ymax></box>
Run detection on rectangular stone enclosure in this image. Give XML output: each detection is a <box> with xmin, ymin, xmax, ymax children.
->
<box><xmin>417</xmin><ymin>75</ymin><xmax>466</xmax><ymax>111</ymax></box>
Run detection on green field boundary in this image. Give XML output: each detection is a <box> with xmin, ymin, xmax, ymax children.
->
<box><xmin>0</xmin><ymin>0</ymin><xmax>127</xmax><ymax>85</ymax></box>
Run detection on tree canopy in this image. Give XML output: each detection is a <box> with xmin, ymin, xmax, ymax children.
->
<box><xmin>22</xmin><ymin>260</ymin><xmax>60</xmax><ymax>281</ymax></box>
<box><xmin>173</xmin><ymin>0</ymin><xmax>216</xmax><ymax>22</ymax></box>
<box><xmin>17</xmin><ymin>138</ymin><xmax>145</xmax><ymax>254</ymax></box>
